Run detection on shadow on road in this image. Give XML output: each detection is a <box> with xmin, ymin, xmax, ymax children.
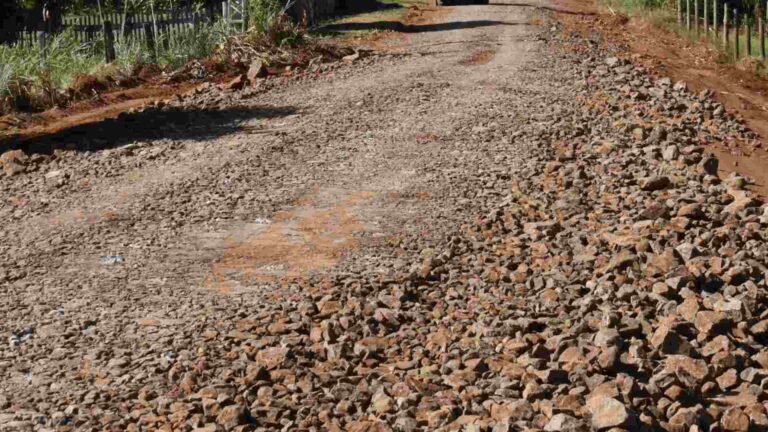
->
<box><xmin>318</xmin><ymin>19</ymin><xmax>525</xmax><ymax>33</ymax></box>
<box><xmin>488</xmin><ymin>3</ymin><xmax>597</xmax><ymax>15</ymax></box>
<box><xmin>2</xmin><ymin>105</ymin><xmax>298</xmax><ymax>155</ymax></box>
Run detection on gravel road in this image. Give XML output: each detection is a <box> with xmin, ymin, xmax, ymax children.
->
<box><xmin>2</xmin><ymin>2</ymin><xmax>768</xmax><ymax>431</ymax></box>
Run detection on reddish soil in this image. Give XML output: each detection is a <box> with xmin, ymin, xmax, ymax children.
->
<box><xmin>552</xmin><ymin>0</ymin><xmax>768</xmax><ymax>198</ymax></box>
<box><xmin>460</xmin><ymin>48</ymin><xmax>497</xmax><ymax>65</ymax></box>
<box><xmin>0</xmin><ymin>83</ymin><xmax>197</xmax><ymax>144</ymax></box>
<box><xmin>204</xmin><ymin>189</ymin><xmax>374</xmax><ymax>292</ymax></box>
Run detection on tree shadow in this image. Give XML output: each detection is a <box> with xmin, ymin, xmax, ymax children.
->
<box><xmin>488</xmin><ymin>3</ymin><xmax>597</xmax><ymax>15</ymax></box>
<box><xmin>318</xmin><ymin>19</ymin><xmax>525</xmax><ymax>34</ymax></box>
<box><xmin>331</xmin><ymin>0</ymin><xmax>403</xmax><ymax>18</ymax></box>
<box><xmin>2</xmin><ymin>105</ymin><xmax>298</xmax><ymax>155</ymax></box>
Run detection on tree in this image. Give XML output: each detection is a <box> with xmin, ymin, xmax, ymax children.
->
<box><xmin>0</xmin><ymin>0</ymin><xmax>22</xmax><ymax>43</ymax></box>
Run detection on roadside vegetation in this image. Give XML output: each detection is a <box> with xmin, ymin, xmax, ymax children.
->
<box><xmin>598</xmin><ymin>0</ymin><xmax>767</xmax><ymax>71</ymax></box>
<box><xmin>0</xmin><ymin>0</ymin><xmax>303</xmax><ymax>115</ymax></box>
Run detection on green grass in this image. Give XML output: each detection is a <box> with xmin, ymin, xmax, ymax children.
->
<box><xmin>600</xmin><ymin>0</ymin><xmax>669</xmax><ymax>14</ymax></box>
<box><xmin>113</xmin><ymin>20</ymin><xmax>229</xmax><ymax>69</ymax></box>
<box><xmin>0</xmin><ymin>30</ymin><xmax>103</xmax><ymax>109</ymax></box>
<box><xmin>0</xmin><ymin>30</ymin><xmax>103</xmax><ymax>91</ymax></box>
<box><xmin>0</xmin><ymin>21</ymin><xmax>229</xmax><ymax>113</ymax></box>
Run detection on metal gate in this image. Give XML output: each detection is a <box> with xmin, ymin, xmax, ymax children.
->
<box><xmin>222</xmin><ymin>0</ymin><xmax>248</xmax><ymax>31</ymax></box>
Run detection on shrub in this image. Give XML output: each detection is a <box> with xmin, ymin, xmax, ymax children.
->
<box><xmin>250</xmin><ymin>0</ymin><xmax>285</xmax><ymax>34</ymax></box>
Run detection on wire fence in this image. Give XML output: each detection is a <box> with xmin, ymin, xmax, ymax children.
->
<box><xmin>679</xmin><ymin>0</ymin><xmax>767</xmax><ymax>60</ymax></box>
<box><xmin>9</xmin><ymin>0</ymin><xmax>247</xmax><ymax>50</ymax></box>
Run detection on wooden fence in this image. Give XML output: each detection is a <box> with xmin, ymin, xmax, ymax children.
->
<box><xmin>61</xmin><ymin>10</ymin><xmax>210</xmax><ymax>44</ymax></box>
<box><xmin>8</xmin><ymin>0</ymin><xmax>246</xmax><ymax>50</ymax></box>
<box><xmin>679</xmin><ymin>0</ymin><xmax>768</xmax><ymax>60</ymax></box>
<box><xmin>11</xmin><ymin>9</ymin><xmax>207</xmax><ymax>48</ymax></box>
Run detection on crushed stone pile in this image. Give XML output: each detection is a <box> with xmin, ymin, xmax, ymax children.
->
<box><xmin>1</xmin><ymin>20</ymin><xmax>767</xmax><ymax>432</ymax></box>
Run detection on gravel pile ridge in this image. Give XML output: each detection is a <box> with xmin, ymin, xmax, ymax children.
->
<box><xmin>1</xmin><ymin>12</ymin><xmax>768</xmax><ymax>432</ymax></box>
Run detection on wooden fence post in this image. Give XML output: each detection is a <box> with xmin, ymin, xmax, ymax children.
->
<box><xmin>144</xmin><ymin>23</ymin><xmax>156</xmax><ymax>63</ymax></box>
<box><xmin>734</xmin><ymin>10</ymin><xmax>739</xmax><ymax>58</ymax></box>
<box><xmin>704</xmin><ymin>0</ymin><xmax>708</xmax><ymax>33</ymax></box>
<box><xmin>761</xmin><ymin>14</ymin><xmax>766</xmax><ymax>59</ymax></box>
<box><xmin>695</xmin><ymin>0</ymin><xmax>699</xmax><ymax>34</ymax></box>
<box><xmin>724</xmin><ymin>5</ymin><xmax>729</xmax><ymax>47</ymax></box>
<box><xmin>104</xmin><ymin>20</ymin><xmax>116</xmax><ymax>62</ymax></box>
<box><xmin>746</xmin><ymin>13</ymin><xmax>752</xmax><ymax>56</ymax></box>
<box><xmin>38</xmin><ymin>31</ymin><xmax>46</xmax><ymax>67</ymax></box>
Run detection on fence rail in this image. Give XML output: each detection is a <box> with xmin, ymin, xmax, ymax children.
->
<box><xmin>63</xmin><ymin>9</ymin><xmax>208</xmax><ymax>44</ymax></box>
<box><xmin>679</xmin><ymin>0</ymin><xmax>768</xmax><ymax>60</ymax></box>
<box><xmin>6</xmin><ymin>0</ymin><xmax>246</xmax><ymax>50</ymax></box>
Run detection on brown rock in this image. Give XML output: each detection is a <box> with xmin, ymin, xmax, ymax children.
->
<box><xmin>721</xmin><ymin>407</ymin><xmax>750</xmax><ymax>432</ymax></box>
<box><xmin>319</xmin><ymin>299</ymin><xmax>342</xmax><ymax>316</ymax></box>
<box><xmin>750</xmin><ymin>320</ymin><xmax>768</xmax><ymax>337</ymax></box>
<box><xmin>0</xmin><ymin>149</ymin><xmax>28</xmax><ymax>166</ymax></box>
<box><xmin>559</xmin><ymin>346</ymin><xmax>586</xmax><ymax>369</ymax></box>
<box><xmin>664</xmin><ymin>355</ymin><xmax>710</xmax><ymax>384</ymax></box>
<box><xmin>597</xmin><ymin>346</ymin><xmax>619</xmax><ymax>370</ymax></box>
<box><xmin>555</xmin><ymin>394</ymin><xmax>583</xmax><ymax>415</ymax></box>
<box><xmin>711</xmin><ymin>391</ymin><xmax>759</xmax><ymax>408</ymax></box>
<box><xmin>226</xmin><ymin>74</ymin><xmax>248</xmax><ymax>91</ymax></box>
<box><xmin>744</xmin><ymin>404</ymin><xmax>768</xmax><ymax>427</ymax></box>
<box><xmin>544</xmin><ymin>413</ymin><xmax>587</xmax><ymax>431</ymax></box>
<box><xmin>371</xmin><ymin>388</ymin><xmax>394</xmax><ymax>414</ymax></box>
<box><xmin>639</xmin><ymin>176</ymin><xmax>671</xmax><ymax>191</ymax></box>
<box><xmin>677</xmin><ymin>203</ymin><xmax>704</xmax><ymax>219</ymax></box>
<box><xmin>677</xmin><ymin>297</ymin><xmax>700</xmax><ymax>322</ymax></box>
<box><xmin>697</xmin><ymin>155</ymin><xmax>719</xmax><ymax>176</ymax></box>
<box><xmin>694</xmin><ymin>311</ymin><xmax>729</xmax><ymax>337</ymax></box>
<box><xmin>523</xmin><ymin>382</ymin><xmax>545</xmax><ymax>401</ymax></box>
<box><xmin>668</xmin><ymin>407</ymin><xmax>701</xmax><ymax>432</ymax></box>
<box><xmin>216</xmin><ymin>405</ymin><xmax>246</xmax><ymax>429</ymax></box>
<box><xmin>702</xmin><ymin>335</ymin><xmax>730</xmax><ymax>357</ymax></box>
<box><xmin>202</xmin><ymin>398</ymin><xmax>220</xmax><ymax>418</ymax></box>
<box><xmin>650</xmin><ymin>324</ymin><xmax>691</xmax><ymax>355</ymax></box>
<box><xmin>343</xmin><ymin>51</ymin><xmax>360</xmax><ymax>63</ymax></box>
<box><xmin>724</xmin><ymin>189</ymin><xmax>759</xmax><ymax>214</ymax></box>
<box><xmin>2</xmin><ymin>161</ymin><xmax>25</xmax><ymax>176</ymax></box>
<box><xmin>588</xmin><ymin>397</ymin><xmax>630</xmax><ymax>430</ymax></box>
<box><xmin>605</xmin><ymin>250</ymin><xmax>637</xmax><ymax>272</ymax></box>
<box><xmin>255</xmin><ymin>347</ymin><xmax>289</xmax><ymax>370</ymax></box>
<box><xmin>247</xmin><ymin>60</ymin><xmax>268</xmax><ymax>81</ymax></box>
<box><xmin>716</xmin><ymin>369</ymin><xmax>739</xmax><ymax>390</ymax></box>
<box><xmin>586</xmin><ymin>382</ymin><xmax>620</xmax><ymax>412</ymax></box>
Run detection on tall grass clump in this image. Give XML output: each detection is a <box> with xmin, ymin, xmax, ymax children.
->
<box><xmin>158</xmin><ymin>20</ymin><xmax>229</xmax><ymax>67</ymax></box>
<box><xmin>249</xmin><ymin>0</ymin><xmax>305</xmax><ymax>47</ymax></box>
<box><xmin>113</xmin><ymin>19</ymin><xmax>229</xmax><ymax>69</ymax></box>
<box><xmin>599</xmin><ymin>0</ymin><xmax>671</xmax><ymax>13</ymax></box>
<box><xmin>0</xmin><ymin>29</ymin><xmax>102</xmax><ymax>109</ymax></box>
<box><xmin>250</xmin><ymin>0</ymin><xmax>284</xmax><ymax>34</ymax></box>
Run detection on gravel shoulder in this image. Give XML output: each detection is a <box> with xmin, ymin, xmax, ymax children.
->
<box><xmin>2</xmin><ymin>2</ymin><xmax>768</xmax><ymax>431</ymax></box>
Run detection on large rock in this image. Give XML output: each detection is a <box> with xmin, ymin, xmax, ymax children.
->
<box><xmin>588</xmin><ymin>397</ymin><xmax>630</xmax><ymax>430</ymax></box>
<box><xmin>544</xmin><ymin>413</ymin><xmax>588</xmax><ymax>431</ymax></box>
<box><xmin>639</xmin><ymin>176</ymin><xmax>671</xmax><ymax>191</ymax></box>
<box><xmin>247</xmin><ymin>59</ymin><xmax>268</xmax><ymax>81</ymax></box>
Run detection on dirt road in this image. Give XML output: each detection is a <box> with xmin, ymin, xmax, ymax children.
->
<box><xmin>2</xmin><ymin>2</ymin><xmax>768</xmax><ymax>431</ymax></box>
